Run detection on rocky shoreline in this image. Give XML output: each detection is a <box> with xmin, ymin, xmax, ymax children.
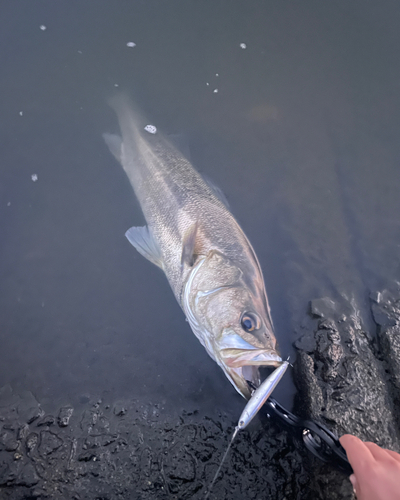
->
<box><xmin>1</xmin><ymin>289</ymin><xmax>399</xmax><ymax>499</ymax></box>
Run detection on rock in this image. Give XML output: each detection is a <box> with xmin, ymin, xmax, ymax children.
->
<box><xmin>17</xmin><ymin>391</ymin><xmax>43</xmax><ymax>424</ymax></box>
<box><xmin>58</xmin><ymin>406</ymin><xmax>74</xmax><ymax>427</ymax></box>
<box><xmin>36</xmin><ymin>415</ymin><xmax>55</xmax><ymax>427</ymax></box>
<box><xmin>293</xmin><ymin>351</ymin><xmax>324</xmax><ymax>419</ymax></box>
<box><xmin>113</xmin><ymin>402</ymin><xmax>127</xmax><ymax>416</ymax></box>
<box><xmin>0</xmin><ymin>458</ymin><xmax>18</xmax><ymax>486</ymax></box>
<box><xmin>4</xmin><ymin>439</ymin><xmax>19</xmax><ymax>452</ymax></box>
<box><xmin>38</xmin><ymin>431</ymin><xmax>63</xmax><ymax>457</ymax></box>
<box><xmin>26</xmin><ymin>432</ymin><xmax>38</xmax><ymax>453</ymax></box>
<box><xmin>294</xmin><ymin>290</ymin><xmax>400</xmax><ymax>499</ymax></box>
<box><xmin>17</xmin><ymin>463</ymin><xmax>39</xmax><ymax>487</ymax></box>
<box><xmin>310</xmin><ymin>298</ymin><xmax>337</xmax><ymax>319</ymax></box>
<box><xmin>379</xmin><ymin>325</ymin><xmax>400</xmax><ymax>397</ymax></box>
<box><xmin>17</xmin><ymin>423</ymin><xmax>30</xmax><ymax>440</ymax></box>
<box><xmin>370</xmin><ymin>289</ymin><xmax>400</xmax><ymax>328</ymax></box>
<box><xmin>78</xmin><ymin>450</ymin><xmax>98</xmax><ymax>462</ymax></box>
<box><xmin>165</xmin><ymin>448</ymin><xmax>196</xmax><ymax>482</ymax></box>
<box><xmin>26</xmin><ymin>406</ymin><xmax>44</xmax><ymax>425</ymax></box>
<box><xmin>0</xmin><ymin>429</ymin><xmax>19</xmax><ymax>452</ymax></box>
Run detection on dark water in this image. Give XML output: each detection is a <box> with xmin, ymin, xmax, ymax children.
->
<box><xmin>1</xmin><ymin>0</ymin><xmax>400</xmax><ymax>442</ymax></box>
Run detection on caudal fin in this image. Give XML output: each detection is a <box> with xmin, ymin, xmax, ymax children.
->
<box><xmin>102</xmin><ymin>133</ymin><xmax>123</xmax><ymax>163</ymax></box>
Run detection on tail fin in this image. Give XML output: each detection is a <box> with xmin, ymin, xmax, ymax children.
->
<box><xmin>103</xmin><ymin>133</ymin><xmax>123</xmax><ymax>163</ymax></box>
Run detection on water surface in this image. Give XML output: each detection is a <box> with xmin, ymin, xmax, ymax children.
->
<box><xmin>1</xmin><ymin>0</ymin><xmax>399</xmax><ymax>419</ymax></box>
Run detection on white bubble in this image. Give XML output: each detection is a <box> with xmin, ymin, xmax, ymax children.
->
<box><xmin>240</xmin><ymin>43</ymin><xmax>247</xmax><ymax>49</ymax></box>
<box><xmin>31</xmin><ymin>174</ymin><xmax>38</xmax><ymax>182</ymax></box>
<box><xmin>40</xmin><ymin>25</ymin><xmax>47</xmax><ymax>31</ymax></box>
<box><xmin>213</xmin><ymin>89</ymin><xmax>218</xmax><ymax>93</ymax></box>
<box><xmin>7</xmin><ymin>202</ymin><xmax>11</xmax><ymax>207</ymax></box>
<box><xmin>114</xmin><ymin>83</ymin><xmax>119</xmax><ymax>87</ymax></box>
<box><xmin>19</xmin><ymin>111</ymin><xmax>23</xmax><ymax>116</ymax></box>
<box><xmin>127</xmin><ymin>42</ymin><xmax>136</xmax><ymax>48</ymax></box>
<box><xmin>144</xmin><ymin>125</ymin><xmax>157</xmax><ymax>134</ymax></box>
<box><xmin>206</xmin><ymin>82</ymin><xmax>209</xmax><ymax>86</ymax></box>
<box><xmin>216</xmin><ymin>73</ymin><xmax>219</xmax><ymax>77</ymax></box>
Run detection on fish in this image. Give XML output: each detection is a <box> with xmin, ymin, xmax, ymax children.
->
<box><xmin>103</xmin><ymin>94</ymin><xmax>282</xmax><ymax>399</ymax></box>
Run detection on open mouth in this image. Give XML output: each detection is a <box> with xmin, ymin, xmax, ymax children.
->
<box><xmin>220</xmin><ymin>348</ymin><xmax>282</xmax><ymax>368</ymax></box>
<box><xmin>219</xmin><ymin>348</ymin><xmax>282</xmax><ymax>397</ymax></box>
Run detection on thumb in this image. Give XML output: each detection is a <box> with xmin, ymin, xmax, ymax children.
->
<box><xmin>350</xmin><ymin>474</ymin><xmax>358</xmax><ymax>496</ymax></box>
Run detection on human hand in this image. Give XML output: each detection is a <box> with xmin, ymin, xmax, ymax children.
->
<box><xmin>340</xmin><ymin>434</ymin><xmax>400</xmax><ymax>500</ymax></box>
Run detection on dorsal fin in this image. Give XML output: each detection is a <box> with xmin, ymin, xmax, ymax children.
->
<box><xmin>203</xmin><ymin>174</ymin><xmax>230</xmax><ymax>209</ymax></box>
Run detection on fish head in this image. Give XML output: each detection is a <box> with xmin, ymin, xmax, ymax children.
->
<box><xmin>184</xmin><ymin>251</ymin><xmax>282</xmax><ymax>399</ymax></box>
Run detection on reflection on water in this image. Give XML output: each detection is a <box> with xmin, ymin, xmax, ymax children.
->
<box><xmin>1</xmin><ymin>1</ymin><xmax>399</xmax><ymax>419</ymax></box>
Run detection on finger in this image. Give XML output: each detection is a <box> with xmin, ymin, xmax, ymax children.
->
<box><xmin>364</xmin><ymin>441</ymin><xmax>396</xmax><ymax>462</ymax></box>
<box><xmin>383</xmin><ymin>448</ymin><xmax>400</xmax><ymax>463</ymax></box>
<box><xmin>349</xmin><ymin>474</ymin><xmax>358</xmax><ymax>496</ymax></box>
<box><xmin>340</xmin><ymin>435</ymin><xmax>376</xmax><ymax>473</ymax></box>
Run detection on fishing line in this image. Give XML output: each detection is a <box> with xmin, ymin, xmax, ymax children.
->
<box><xmin>204</xmin><ymin>427</ymin><xmax>239</xmax><ymax>500</ymax></box>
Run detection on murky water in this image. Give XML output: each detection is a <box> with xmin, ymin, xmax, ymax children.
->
<box><xmin>1</xmin><ymin>0</ymin><xmax>399</xmax><ymax>486</ymax></box>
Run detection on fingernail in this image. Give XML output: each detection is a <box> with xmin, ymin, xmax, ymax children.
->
<box><xmin>349</xmin><ymin>474</ymin><xmax>358</xmax><ymax>494</ymax></box>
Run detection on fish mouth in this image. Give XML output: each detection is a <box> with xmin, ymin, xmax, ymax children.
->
<box><xmin>220</xmin><ymin>348</ymin><xmax>282</xmax><ymax>368</ymax></box>
<box><xmin>219</xmin><ymin>348</ymin><xmax>282</xmax><ymax>398</ymax></box>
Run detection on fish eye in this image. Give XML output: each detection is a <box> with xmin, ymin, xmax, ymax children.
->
<box><xmin>241</xmin><ymin>312</ymin><xmax>260</xmax><ymax>333</ymax></box>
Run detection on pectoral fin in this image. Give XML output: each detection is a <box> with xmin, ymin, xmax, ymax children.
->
<box><xmin>181</xmin><ymin>222</ymin><xmax>199</xmax><ymax>268</ymax></box>
<box><xmin>125</xmin><ymin>226</ymin><xmax>163</xmax><ymax>269</ymax></box>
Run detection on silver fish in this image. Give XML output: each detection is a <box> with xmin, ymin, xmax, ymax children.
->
<box><xmin>104</xmin><ymin>94</ymin><xmax>282</xmax><ymax>398</ymax></box>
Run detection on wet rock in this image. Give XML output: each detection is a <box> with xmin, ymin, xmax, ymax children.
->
<box><xmin>0</xmin><ymin>393</ymin><xmax>305</xmax><ymax>500</ymax></box>
<box><xmin>164</xmin><ymin>447</ymin><xmax>196</xmax><ymax>482</ymax></box>
<box><xmin>17</xmin><ymin>423</ymin><xmax>30</xmax><ymax>440</ymax></box>
<box><xmin>58</xmin><ymin>406</ymin><xmax>74</xmax><ymax>427</ymax></box>
<box><xmin>78</xmin><ymin>450</ymin><xmax>98</xmax><ymax>462</ymax></box>
<box><xmin>297</xmin><ymin>320</ymin><xmax>399</xmax><ymax>445</ymax></box>
<box><xmin>376</xmin><ymin>292</ymin><xmax>400</xmax><ymax>418</ymax></box>
<box><xmin>4</xmin><ymin>439</ymin><xmax>19</xmax><ymax>452</ymax></box>
<box><xmin>30</xmin><ymin>487</ymin><xmax>47</xmax><ymax>498</ymax></box>
<box><xmin>294</xmin><ymin>351</ymin><xmax>324</xmax><ymax>419</ymax></box>
<box><xmin>17</xmin><ymin>391</ymin><xmax>43</xmax><ymax>424</ymax></box>
<box><xmin>0</xmin><ymin>428</ymin><xmax>19</xmax><ymax>452</ymax></box>
<box><xmin>310</xmin><ymin>297</ymin><xmax>337</xmax><ymax>319</ymax></box>
<box><xmin>370</xmin><ymin>289</ymin><xmax>400</xmax><ymax>328</ymax></box>
<box><xmin>379</xmin><ymin>325</ymin><xmax>400</xmax><ymax>398</ymax></box>
<box><xmin>0</xmin><ymin>455</ymin><xmax>19</xmax><ymax>486</ymax></box>
<box><xmin>294</xmin><ymin>290</ymin><xmax>400</xmax><ymax>499</ymax></box>
<box><xmin>113</xmin><ymin>402</ymin><xmax>127</xmax><ymax>416</ymax></box>
<box><xmin>26</xmin><ymin>406</ymin><xmax>44</xmax><ymax>425</ymax></box>
<box><xmin>16</xmin><ymin>463</ymin><xmax>39</xmax><ymax>487</ymax></box>
<box><xmin>36</xmin><ymin>414</ymin><xmax>55</xmax><ymax>427</ymax></box>
<box><xmin>84</xmin><ymin>433</ymin><xmax>117</xmax><ymax>449</ymax></box>
<box><xmin>371</xmin><ymin>302</ymin><xmax>397</xmax><ymax>327</ymax></box>
<box><xmin>294</xmin><ymin>332</ymin><xmax>316</xmax><ymax>353</ymax></box>
<box><xmin>26</xmin><ymin>432</ymin><xmax>38</xmax><ymax>453</ymax></box>
<box><xmin>38</xmin><ymin>430</ymin><xmax>63</xmax><ymax>456</ymax></box>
